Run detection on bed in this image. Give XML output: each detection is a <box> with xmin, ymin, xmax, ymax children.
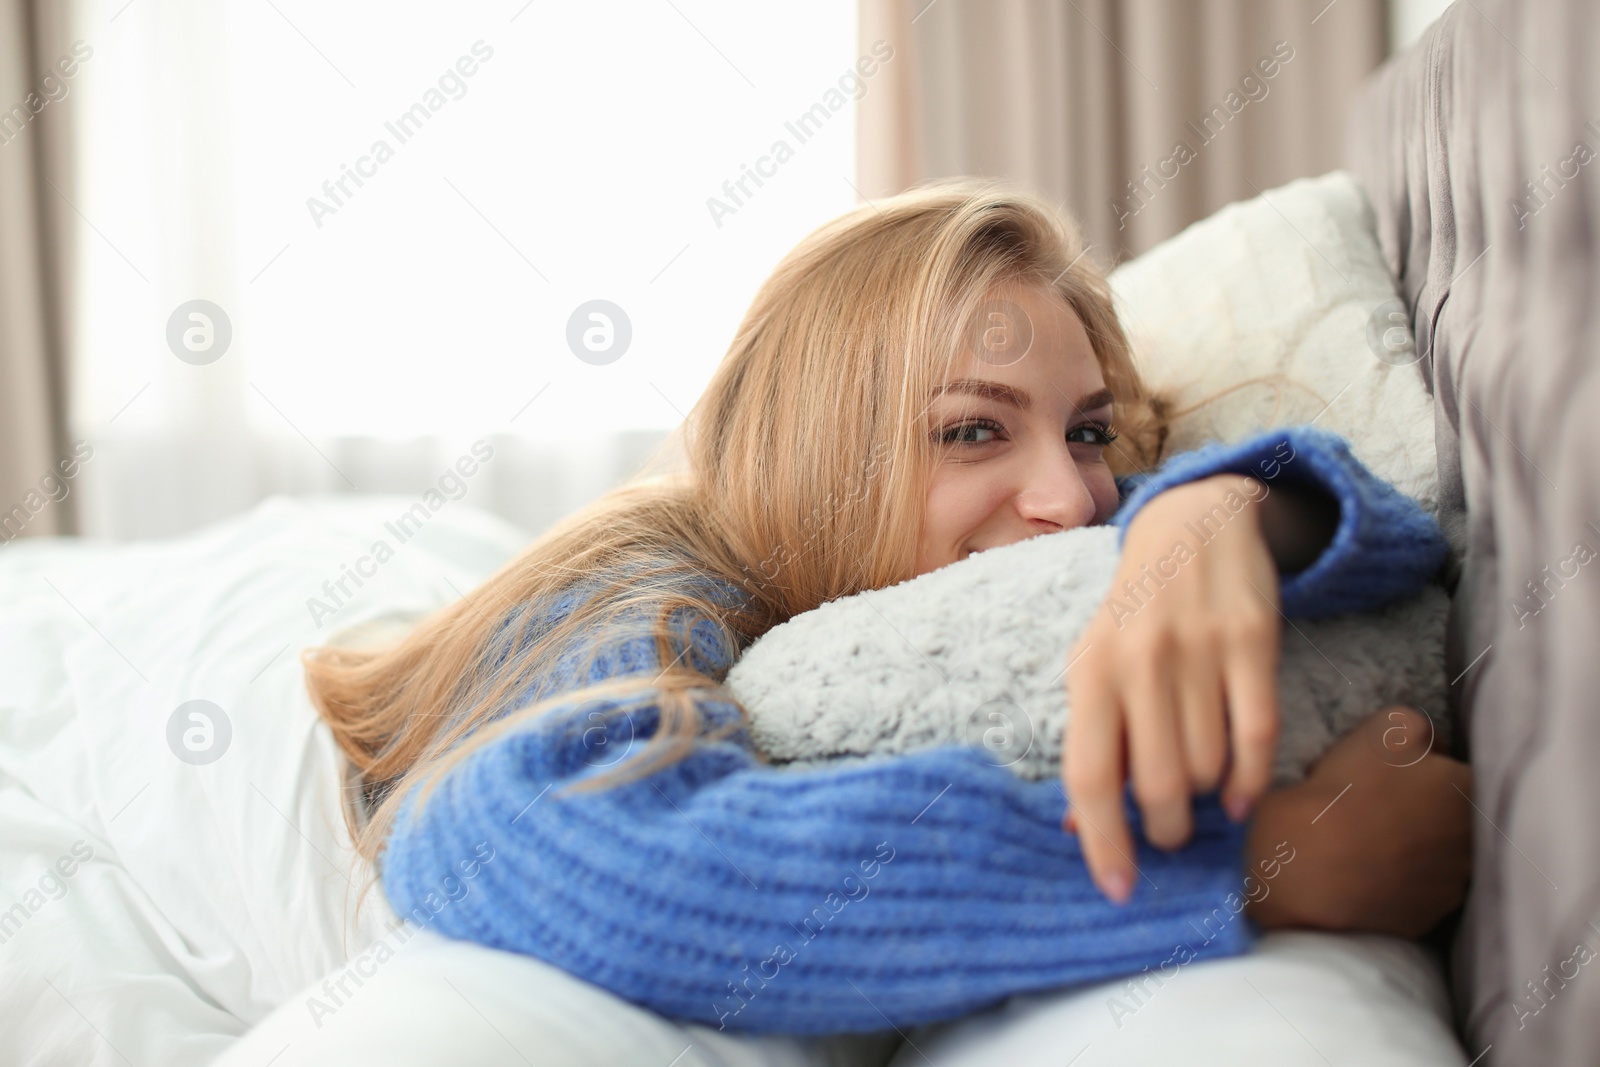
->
<box><xmin>1</xmin><ymin>171</ymin><xmax>1474</xmax><ymax>1067</ymax></box>
<box><xmin>8</xmin><ymin>3</ymin><xmax>1588</xmax><ymax>1060</ymax></box>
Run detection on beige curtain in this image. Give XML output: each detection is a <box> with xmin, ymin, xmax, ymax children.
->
<box><xmin>0</xmin><ymin>0</ymin><xmax>78</xmax><ymax>538</ymax></box>
<box><xmin>859</xmin><ymin>0</ymin><xmax>1385</xmax><ymax>263</ymax></box>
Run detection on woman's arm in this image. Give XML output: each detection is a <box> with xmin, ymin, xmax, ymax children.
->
<box><xmin>1069</xmin><ymin>426</ymin><xmax>1450</xmax><ymax>900</ymax></box>
<box><xmin>380</xmin><ymin>697</ymin><xmax>1253</xmax><ymax>1035</ymax></box>
<box><xmin>1111</xmin><ymin>425</ymin><xmax>1449</xmax><ymax>617</ymax></box>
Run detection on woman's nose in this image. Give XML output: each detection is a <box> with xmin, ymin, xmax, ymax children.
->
<box><xmin>1014</xmin><ymin>449</ymin><xmax>1097</xmax><ymax>531</ymax></box>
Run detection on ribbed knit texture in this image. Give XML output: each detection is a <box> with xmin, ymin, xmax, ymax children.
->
<box><xmin>1114</xmin><ymin>425</ymin><xmax>1448</xmax><ymax>617</ymax></box>
<box><xmin>381</xmin><ymin>424</ymin><xmax>1447</xmax><ymax>1035</ymax></box>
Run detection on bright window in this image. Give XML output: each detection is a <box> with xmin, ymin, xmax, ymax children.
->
<box><xmin>75</xmin><ymin>0</ymin><xmax>859</xmax><ymax>441</ymax></box>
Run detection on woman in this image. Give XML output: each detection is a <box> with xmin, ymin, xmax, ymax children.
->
<box><xmin>306</xmin><ymin>180</ymin><xmax>1470</xmax><ymax>1036</ymax></box>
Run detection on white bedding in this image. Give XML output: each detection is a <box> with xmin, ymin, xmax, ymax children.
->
<box><xmin>0</xmin><ymin>496</ymin><xmax>526</xmax><ymax>1066</ymax></box>
<box><xmin>214</xmin><ymin>928</ymin><xmax>1462</xmax><ymax>1067</ymax></box>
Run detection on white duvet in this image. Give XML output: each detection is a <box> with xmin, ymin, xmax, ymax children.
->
<box><xmin>0</xmin><ymin>496</ymin><xmax>525</xmax><ymax>1066</ymax></box>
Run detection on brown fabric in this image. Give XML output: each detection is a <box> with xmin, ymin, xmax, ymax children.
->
<box><xmin>857</xmin><ymin>0</ymin><xmax>1385</xmax><ymax>263</ymax></box>
<box><xmin>0</xmin><ymin>0</ymin><xmax>77</xmax><ymax>538</ymax></box>
<box><xmin>856</xmin><ymin>0</ymin><xmax>923</xmax><ymax>201</ymax></box>
<box><xmin>1346</xmin><ymin>2</ymin><xmax>1600</xmax><ymax>1062</ymax></box>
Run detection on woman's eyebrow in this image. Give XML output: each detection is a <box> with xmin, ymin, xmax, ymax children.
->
<box><xmin>934</xmin><ymin>380</ymin><xmax>1115</xmax><ymax>416</ymax></box>
<box><xmin>1074</xmin><ymin>387</ymin><xmax>1115</xmax><ymax>413</ymax></box>
<box><xmin>935</xmin><ymin>379</ymin><xmax>1032</xmax><ymax>409</ymax></box>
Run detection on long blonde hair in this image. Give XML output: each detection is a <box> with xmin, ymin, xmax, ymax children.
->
<box><xmin>306</xmin><ymin>178</ymin><xmax>1168</xmax><ymax>863</ymax></box>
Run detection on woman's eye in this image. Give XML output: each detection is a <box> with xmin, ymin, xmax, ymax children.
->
<box><xmin>1067</xmin><ymin>422</ymin><xmax>1120</xmax><ymax>447</ymax></box>
<box><xmin>940</xmin><ymin>419</ymin><xmax>1003</xmax><ymax>445</ymax></box>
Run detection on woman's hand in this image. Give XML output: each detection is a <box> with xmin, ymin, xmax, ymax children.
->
<box><xmin>1244</xmin><ymin>706</ymin><xmax>1472</xmax><ymax>936</ymax></box>
<box><xmin>1064</xmin><ymin>472</ymin><xmax>1328</xmax><ymax>903</ymax></box>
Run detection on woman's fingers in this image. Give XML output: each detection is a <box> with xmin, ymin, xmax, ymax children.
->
<box><xmin>1176</xmin><ymin>644</ymin><xmax>1228</xmax><ymax>794</ymax></box>
<box><xmin>1122</xmin><ymin>643</ymin><xmax>1193</xmax><ymax>850</ymax></box>
<box><xmin>1219</xmin><ymin>607</ymin><xmax>1281</xmax><ymax>820</ymax></box>
<box><xmin>1065</xmin><ymin>471</ymin><xmax>1293</xmax><ymax>893</ymax></box>
<box><xmin>1064</xmin><ymin>659</ymin><xmax>1136</xmax><ymax>904</ymax></box>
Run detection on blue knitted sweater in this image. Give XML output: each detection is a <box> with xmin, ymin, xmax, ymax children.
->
<box><xmin>379</xmin><ymin>426</ymin><xmax>1448</xmax><ymax>1035</ymax></box>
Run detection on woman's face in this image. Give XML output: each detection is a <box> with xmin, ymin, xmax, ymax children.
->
<box><xmin>914</xmin><ymin>282</ymin><xmax>1121</xmax><ymax>576</ymax></box>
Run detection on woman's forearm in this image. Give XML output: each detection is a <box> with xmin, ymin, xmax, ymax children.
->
<box><xmin>1114</xmin><ymin>426</ymin><xmax>1449</xmax><ymax>617</ymax></box>
<box><xmin>1127</xmin><ymin>469</ymin><xmax>1339</xmax><ymax>577</ymax></box>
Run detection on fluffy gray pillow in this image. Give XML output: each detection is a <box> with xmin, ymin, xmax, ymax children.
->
<box><xmin>727</xmin><ymin>524</ymin><xmax>1448</xmax><ymax>785</ymax></box>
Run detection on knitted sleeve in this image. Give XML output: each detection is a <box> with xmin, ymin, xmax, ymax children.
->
<box><xmin>380</xmin><ymin>698</ymin><xmax>1251</xmax><ymax>1035</ymax></box>
<box><xmin>1112</xmin><ymin>425</ymin><xmax>1448</xmax><ymax>617</ymax></box>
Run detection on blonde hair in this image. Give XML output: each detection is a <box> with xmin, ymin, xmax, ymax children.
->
<box><xmin>306</xmin><ymin>178</ymin><xmax>1169</xmax><ymax>865</ymax></box>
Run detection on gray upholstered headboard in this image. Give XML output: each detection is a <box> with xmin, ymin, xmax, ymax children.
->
<box><xmin>1343</xmin><ymin>7</ymin><xmax>1462</xmax><ymax>358</ymax></box>
<box><xmin>1340</xmin><ymin>4</ymin><xmax>1600</xmax><ymax>1060</ymax></box>
<box><xmin>1341</xmin><ymin>1</ymin><xmax>1479</xmax><ymax>589</ymax></box>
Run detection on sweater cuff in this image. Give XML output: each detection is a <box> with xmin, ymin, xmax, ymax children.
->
<box><xmin>1112</xmin><ymin>426</ymin><xmax>1447</xmax><ymax>618</ymax></box>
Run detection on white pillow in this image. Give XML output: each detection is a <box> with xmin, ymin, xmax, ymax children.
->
<box><xmin>213</xmin><ymin>929</ymin><xmax>894</xmax><ymax>1067</ymax></box>
<box><xmin>1110</xmin><ymin>171</ymin><xmax>1442</xmax><ymax>530</ymax></box>
<box><xmin>892</xmin><ymin>931</ymin><xmax>1466</xmax><ymax>1067</ymax></box>
<box><xmin>218</xmin><ymin>929</ymin><xmax>1467</xmax><ymax>1067</ymax></box>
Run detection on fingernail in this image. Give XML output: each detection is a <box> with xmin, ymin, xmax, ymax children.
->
<box><xmin>1064</xmin><ymin>811</ymin><xmax>1079</xmax><ymax>833</ymax></box>
<box><xmin>1225</xmin><ymin>794</ymin><xmax>1254</xmax><ymax>822</ymax></box>
<box><xmin>1103</xmin><ymin>870</ymin><xmax>1133</xmax><ymax>904</ymax></box>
